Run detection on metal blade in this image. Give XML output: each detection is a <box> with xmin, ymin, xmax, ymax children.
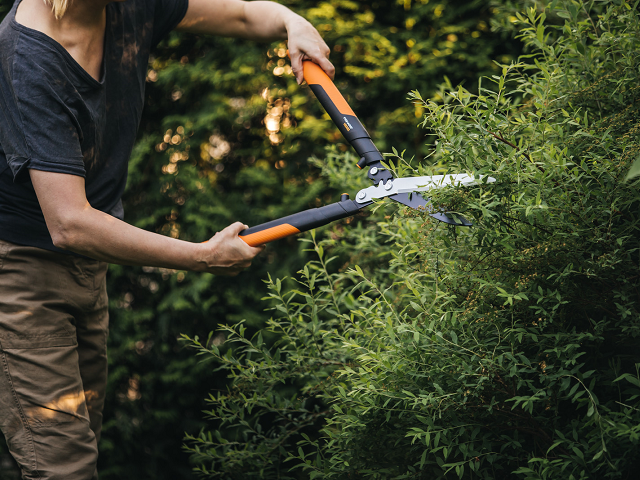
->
<box><xmin>389</xmin><ymin>192</ymin><xmax>473</xmax><ymax>226</ymax></box>
<box><xmin>356</xmin><ymin>174</ymin><xmax>495</xmax><ymax>204</ymax></box>
<box><xmin>388</xmin><ymin>192</ymin><xmax>430</xmax><ymax>209</ymax></box>
<box><xmin>430</xmin><ymin>212</ymin><xmax>473</xmax><ymax>226</ymax></box>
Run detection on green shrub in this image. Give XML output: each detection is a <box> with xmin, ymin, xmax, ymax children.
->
<box><xmin>185</xmin><ymin>1</ymin><xmax>640</xmax><ymax>478</ymax></box>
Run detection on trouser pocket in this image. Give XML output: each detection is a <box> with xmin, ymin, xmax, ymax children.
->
<box><xmin>0</xmin><ymin>339</ymin><xmax>98</xmax><ymax>480</ymax></box>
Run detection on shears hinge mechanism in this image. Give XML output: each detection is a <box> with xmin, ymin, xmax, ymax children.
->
<box><xmin>358</xmin><ymin>158</ymin><xmax>393</xmax><ymax>184</ymax></box>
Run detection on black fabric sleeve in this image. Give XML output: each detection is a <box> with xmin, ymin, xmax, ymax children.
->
<box><xmin>10</xmin><ymin>51</ymin><xmax>85</xmax><ymax>183</ymax></box>
<box><xmin>151</xmin><ymin>0</ymin><xmax>189</xmax><ymax>48</ymax></box>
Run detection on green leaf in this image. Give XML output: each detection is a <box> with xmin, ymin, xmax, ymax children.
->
<box><xmin>536</xmin><ymin>23</ymin><xmax>545</xmax><ymax>43</ymax></box>
<box><xmin>625</xmin><ymin>154</ymin><xmax>640</xmax><ymax>181</ymax></box>
<box><xmin>587</xmin><ymin>403</ymin><xmax>594</xmax><ymax>417</ymax></box>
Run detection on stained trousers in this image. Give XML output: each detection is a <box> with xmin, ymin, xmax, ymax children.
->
<box><xmin>0</xmin><ymin>239</ymin><xmax>109</xmax><ymax>480</ymax></box>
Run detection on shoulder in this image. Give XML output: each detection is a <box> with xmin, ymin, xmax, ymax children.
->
<box><xmin>0</xmin><ymin>13</ymin><xmax>63</xmax><ymax>79</ymax></box>
<box><xmin>11</xmin><ymin>36</ymin><xmax>72</xmax><ymax>100</ymax></box>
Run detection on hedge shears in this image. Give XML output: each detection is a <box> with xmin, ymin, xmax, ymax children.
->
<box><xmin>239</xmin><ymin>61</ymin><xmax>492</xmax><ymax>247</ymax></box>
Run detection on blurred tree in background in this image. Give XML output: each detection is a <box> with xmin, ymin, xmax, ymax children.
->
<box><xmin>0</xmin><ymin>0</ymin><xmax>521</xmax><ymax>478</ymax></box>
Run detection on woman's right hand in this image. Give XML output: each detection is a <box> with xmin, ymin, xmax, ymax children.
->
<box><xmin>199</xmin><ymin>222</ymin><xmax>265</xmax><ymax>275</ymax></box>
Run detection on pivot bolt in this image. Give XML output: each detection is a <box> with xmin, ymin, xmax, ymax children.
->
<box><xmin>384</xmin><ymin>181</ymin><xmax>393</xmax><ymax>191</ymax></box>
<box><xmin>357</xmin><ymin>191</ymin><xmax>367</xmax><ymax>200</ymax></box>
<box><xmin>369</xmin><ymin>167</ymin><xmax>378</xmax><ymax>175</ymax></box>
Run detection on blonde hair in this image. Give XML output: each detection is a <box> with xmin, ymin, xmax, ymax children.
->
<box><xmin>43</xmin><ymin>0</ymin><xmax>72</xmax><ymax>20</ymax></box>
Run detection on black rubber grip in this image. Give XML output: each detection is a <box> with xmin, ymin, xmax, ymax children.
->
<box><xmin>309</xmin><ymin>85</ymin><xmax>384</xmax><ymax>166</ymax></box>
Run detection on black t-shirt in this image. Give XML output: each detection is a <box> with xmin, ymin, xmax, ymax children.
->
<box><xmin>0</xmin><ymin>0</ymin><xmax>188</xmax><ymax>252</ymax></box>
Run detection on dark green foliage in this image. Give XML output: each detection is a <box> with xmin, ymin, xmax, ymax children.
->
<box><xmin>185</xmin><ymin>1</ymin><xmax>640</xmax><ymax>478</ymax></box>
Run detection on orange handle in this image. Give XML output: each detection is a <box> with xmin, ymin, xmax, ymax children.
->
<box><xmin>239</xmin><ymin>224</ymin><xmax>300</xmax><ymax>247</ymax></box>
<box><xmin>303</xmin><ymin>62</ymin><xmax>355</xmax><ymax>117</ymax></box>
<box><xmin>302</xmin><ymin>61</ymin><xmax>385</xmax><ymax>172</ymax></box>
<box><xmin>238</xmin><ymin>200</ymin><xmax>361</xmax><ymax>246</ymax></box>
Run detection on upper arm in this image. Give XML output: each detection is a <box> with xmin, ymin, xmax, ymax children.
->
<box><xmin>6</xmin><ymin>51</ymin><xmax>85</xmax><ymax>183</ymax></box>
<box><xmin>176</xmin><ymin>0</ymin><xmax>248</xmax><ymax>36</ymax></box>
<box><xmin>29</xmin><ymin>169</ymin><xmax>90</xmax><ymax>247</ymax></box>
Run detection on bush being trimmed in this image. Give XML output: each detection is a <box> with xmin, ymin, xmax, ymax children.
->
<box><xmin>185</xmin><ymin>1</ymin><xmax>640</xmax><ymax>478</ymax></box>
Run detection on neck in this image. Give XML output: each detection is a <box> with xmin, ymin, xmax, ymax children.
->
<box><xmin>55</xmin><ymin>0</ymin><xmax>109</xmax><ymax>29</ymax></box>
<box><xmin>15</xmin><ymin>0</ymin><xmax>110</xmax><ymax>82</ymax></box>
<box><xmin>17</xmin><ymin>0</ymin><xmax>108</xmax><ymax>37</ymax></box>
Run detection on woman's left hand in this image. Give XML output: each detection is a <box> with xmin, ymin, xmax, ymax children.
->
<box><xmin>285</xmin><ymin>16</ymin><xmax>335</xmax><ymax>84</ymax></box>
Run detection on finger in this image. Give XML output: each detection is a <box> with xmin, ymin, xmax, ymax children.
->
<box><xmin>247</xmin><ymin>244</ymin><xmax>265</xmax><ymax>256</ymax></box>
<box><xmin>245</xmin><ymin>244</ymin><xmax>265</xmax><ymax>256</ymax></box>
<box><xmin>289</xmin><ymin>48</ymin><xmax>304</xmax><ymax>85</ymax></box>
<box><xmin>232</xmin><ymin>260</ymin><xmax>252</xmax><ymax>269</ymax></box>
<box><xmin>234</xmin><ymin>238</ymin><xmax>264</xmax><ymax>258</ymax></box>
<box><xmin>301</xmin><ymin>46</ymin><xmax>334</xmax><ymax>80</ymax></box>
<box><xmin>226</xmin><ymin>221</ymin><xmax>248</xmax><ymax>236</ymax></box>
<box><xmin>315</xmin><ymin>55</ymin><xmax>335</xmax><ymax>80</ymax></box>
<box><xmin>216</xmin><ymin>268</ymin><xmax>241</xmax><ymax>277</ymax></box>
<box><xmin>220</xmin><ymin>222</ymin><xmax>267</xmax><ymax>255</ymax></box>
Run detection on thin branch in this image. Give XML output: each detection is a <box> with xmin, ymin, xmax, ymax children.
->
<box><xmin>489</xmin><ymin>131</ymin><xmax>545</xmax><ymax>174</ymax></box>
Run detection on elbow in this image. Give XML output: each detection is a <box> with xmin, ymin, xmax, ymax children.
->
<box><xmin>50</xmin><ymin>230</ymin><xmax>73</xmax><ymax>251</ymax></box>
<box><xmin>49</xmin><ymin>216</ymin><xmax>83</xmax><ymax>251</ymax></box>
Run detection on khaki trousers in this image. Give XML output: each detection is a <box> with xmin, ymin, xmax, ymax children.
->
<box><xmin>0</xmin><ymin>239</ymin><xmax>109</xmax><ymax>480</ymax></box>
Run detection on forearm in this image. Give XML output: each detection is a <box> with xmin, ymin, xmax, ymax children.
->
<box><xmin>177</xmin><ymin>0</ymin><xmax>303</xmax><ymax>42</ymax></box>
<box><xmin>239</xmin><ymin>1</ymin><xmax>302</xmax><ymax>41</ymax></box>
<box><xmin>52</xmin><ymin>205</ymin><xmax>207</xmax><ymax>271</ymax></box>
<box><xmin>177</xmin><ymin>0</ymin><xmax>334</xmax><ymax>83</ymax></box>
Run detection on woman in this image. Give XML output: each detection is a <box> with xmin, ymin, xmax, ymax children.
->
<box><xmin>0</xmin><ymin>0</ymin><xmax>334</xmax><ymax>478</ymax></box>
